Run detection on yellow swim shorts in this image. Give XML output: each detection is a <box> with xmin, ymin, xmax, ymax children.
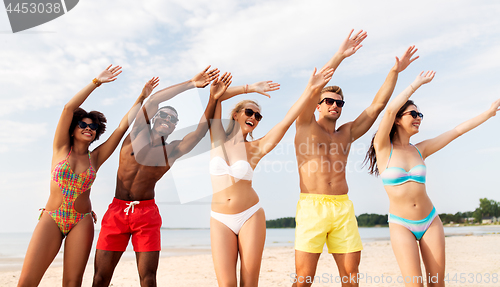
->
<box><xmin>295</xmin><ymin>193</ymin><xmax>363</xmax><ymax>254</ymax></box>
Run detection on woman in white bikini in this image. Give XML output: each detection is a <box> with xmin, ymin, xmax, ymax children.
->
<box><xmin>208</xmin><ymin>67</ymin><xmax>334</xmax><ymax>286</ymax></box>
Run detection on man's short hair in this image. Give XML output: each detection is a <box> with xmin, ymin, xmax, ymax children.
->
<box><xmin>158</xmin><ymin>106</ymin><xmax>178</xmax><ymax>116</ymax></box>
<box><xmin>321</xmin><ymin>86</ymin><xmax>344</xmax><ymax>101</ymax></box>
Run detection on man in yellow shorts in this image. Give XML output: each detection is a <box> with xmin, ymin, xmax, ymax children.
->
<box><xmin>293</xmin><ymin>30</ymin><xmax>418</xmax><ymax>287</ymax></box>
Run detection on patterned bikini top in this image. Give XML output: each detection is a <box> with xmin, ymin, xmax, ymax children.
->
<box><xmin>209</xmin><ymin>156</ymin><xmax>254</xmax><ymax>181</ymax></box>
<box><xmin>380</xmin><ymin>144</ymin><xmax>426</xmax><ymax>186</ymax></box>
<box><xmin>51</xmin><ymin>148</ymin><xmax>96</xmax><ymax>194</ymax></box>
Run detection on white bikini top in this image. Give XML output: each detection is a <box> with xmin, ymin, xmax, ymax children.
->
<box><xmin>209</xmin><ymin>156</ymin><xmax>254</xmax><ymax>181</ymax></box>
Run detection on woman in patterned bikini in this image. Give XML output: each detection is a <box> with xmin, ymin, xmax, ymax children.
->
<box><xmin>365</xmin><ymin>71</ymin><xmax>500</xmax><ymax>286</ymax></box>
<box><xmin>18</xmin><ymin>65</ymin><xmax>159</xmax><ymax>287</ymax></box>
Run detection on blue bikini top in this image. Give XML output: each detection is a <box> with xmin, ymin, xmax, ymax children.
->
<box><xmin>380</xmin><ymin>144</ymin><xmax>426</xmax><ymax>186</ymax></box>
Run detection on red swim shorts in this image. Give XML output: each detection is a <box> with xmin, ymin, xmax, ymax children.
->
<box><xmin>96</xmin><ymin>198</ymin><xmax>162</xmax><ymax>252</ymax></box>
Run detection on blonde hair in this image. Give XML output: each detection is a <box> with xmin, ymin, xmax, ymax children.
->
<box><xmin>321</xmin><ymin>86</ymin><xmax>344</xmax><ymax>101</ymax></box>
<box><xmin>226</xmin><ymin>100</ymin><xmax>261</xmax><ymax>140</ymax></box>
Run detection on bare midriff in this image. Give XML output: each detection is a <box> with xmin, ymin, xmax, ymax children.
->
<box><xmin>385</xmin><ymin>183</ymin><xmax>434</xmax><ymax>220</ymax></box>
<box><xmin>211</xmin><ymin>179</ymin><xmax>259</xmax><ymax>214</ymax></box>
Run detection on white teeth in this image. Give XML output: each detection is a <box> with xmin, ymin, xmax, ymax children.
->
<box><xmin>246</xmin><ymin>121</ymin><xmax>254</xmax><ymax>126</ymax></box>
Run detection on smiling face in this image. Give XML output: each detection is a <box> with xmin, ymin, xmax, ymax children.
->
<box><xmin>152</xmin><ymin>108</ymin><xmax>178</xmax><ymax>136</ymax></box>
<box><xmin>317</xmin><ymin>92</ymin><xmax>343</xmax><ymax>120</ymax></box>
<box><xmin>72</xmin><ymin>117</ymin><xmax>96</xmax><ymax>143</ymax></box>
<box><xmin>396</xmin><ymin>105</ymin><xmax>422</xmax><ymax>135</ymax></box>
<box><xmin>234</xmin><ymin>103</ymin><xmax>261</xmax><ymax>134</ymax></box>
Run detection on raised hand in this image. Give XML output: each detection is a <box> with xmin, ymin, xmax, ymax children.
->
<box><xmin>394</xmin><ymin>45</ymin><xmax>419</xmax><ymax>73</ymax></box>
<box><xmin>337</xmin><ymin>29</ymin><xmax>367</xmax><ymax>58</ymax></box>
<box><xmin>308</xmin><ymin>67</ymin><xmax>334</xmax><ymax>90</ymax></box>
<box><xmin>96</xmin><ymin>65</ymin><xmax>122</xmax><ymax>84</ymax></box>
<box><xmin>249</xmin><ymin>81</ymin><xmax>280</xmax><ymax>98</ymax></box>
<box><xmin>192</xmin><ymin>65</ymin><xmax>220</xmax><ymax>88</ymax></box>
<box><xmin>414</xmin><ymin>71</ymin><xmax>436</xmax><ymax>87</ymax></box>
<box><xmin>210</xmin><ymin>72</ymin><xmax>233</xmax><ymax>100</ymax></box>
<box><xmin>488</xmin><ymin>99</ymin><xmax>500</xmax><ymax>117</ymax></box>
<box><xmin>141</xmin><ymin>77</ymin><xmax>160</xmax><ymax>100</ymax></box>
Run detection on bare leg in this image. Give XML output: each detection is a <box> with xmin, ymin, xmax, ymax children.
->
<box><xmin>332</xmin><ymin>251</ymin><xmax>361</xmax><ymax>287</ymax></box>
<box><xmin>62</xmin><ymin>215</ymin><xmax>94</xmax><ymax>287</ymax></box>
<box><xmin>390</xmin><ymin>223</ymin><xmax>424</xmax><ymax>287</ymax></box>
<box><xmin>238</xmin><ymin>208</ymin><xmax>266</xmax><ymax>287</ymax></box>
<box><xmin>211</xmin><ymin>217</ymin><xmax>238</xmax><ymax>287</ymax></box>
<box><xmin>292</xmin><ymin>250</ymin><xmax>321</xmax><ymax>287</ymax></box>
<box><xmin>136</xmin><ymin>251</ymin><xmax>160</xmax><ymax>287</ymax></box>
<box><xmin>18</xmin><ymin>213</ymin><xmax>63</xmax><ymax>287</ymax></box>
<box><xmin>419</xmin><ymin>217</ymin><xmax>445</xmax><ymax>287</ymax></box>
<box><xmin>92</xmin><ymin>249</ymin><xmax>125</xmax><ymax>287</ymax></box>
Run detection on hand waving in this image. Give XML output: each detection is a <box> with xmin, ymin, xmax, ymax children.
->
<box><xmin>488</xmin><ymin>99</ymin><xmax>500</xmax><ymax>117</ymax></box>
<box><xmin>338</xmin><ymin>29</ymin><xmax>367</xmax><ymax>58</ymax></box>
<box><xmin>394</xmin><ymin>45</ymin><xmax>419</xmax><ymax>73</ymax></box>
<box><xmin>210</xmin><ymin>72</ymin><xmax>232</xmax><ymax>100</ymax></box>
<box><xmin>414</xmin><ymin>70</ymin><xmax>436</xmax><ymax>86</ymax></box>
<box><xmin>308</xmin><ymin>67</ymin><xmax>334</xmax><ymax>91</ymax></box>
<box><xmin>249</xmin><ymin>81</ymin><xmax>280</xmax><ymax>98</ymax></box>
<box><xmin>141</xmin><ymin>77</ymin><xmax>160</xmax><ymax>100</ymax></box>
<box><xmin>96</xmin><ymin>65</ymin><xmax>122</xmax><ymax>84</ymax></box>
<box><xmin>192</xmin><ymin>65</ymin><xmax>220</xmax><ymax>88</ymax></box>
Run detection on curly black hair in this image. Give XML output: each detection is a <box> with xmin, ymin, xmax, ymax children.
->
<box><xmin>69</xmin><ymin>108</ymin><xmax>107</xmax><ymax>145</ymax></box>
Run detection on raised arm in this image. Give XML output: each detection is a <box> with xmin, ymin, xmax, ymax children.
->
<box><xmin>140</xmin><ymin>66</ymin><xmax>219</xmax><ymax>121</ymax></box>
<box><xmin>53</xmin><ymin>65</ymin><xmax>122</xmax><ymax>152</ymax></box>
<box><xmin>297</xmin><ymin>30</ymin><xmax>367</xmax><ymax>125</ymax></box>
<box><xmin>169</xmin><ymin>73</ymin><xmax>232</xmax><ymax>161</ymax></box>
<box><xmin>257</xmin><ymin>67</ymin><xmax>334</xmax><ymax>156</ymax></box>
<box><xmin>374</xmin><ymin>71</ymin><xmax>435</xmax><ymax>154</ymax></box>
<box><xmin>218</xmin><ymin>81</ymin><xmax>280</xmax><ymax>101</ymax></box>
<box><xmin>417</xmin><ymin>98</ymin><xmax>500</xmax><ymax>158</ymax></box>
<box><xmin>92</xmin><ymin>77</ymin><xmax>159</xmax><ymax>169</ymax></box>
<box><xmin>350</xmin><ymin>46</ymin><xmax>419</xmax><ymax>141</ymax></box>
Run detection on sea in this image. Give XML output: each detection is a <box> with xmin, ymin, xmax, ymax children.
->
<box><xmin>1</xmin><ymin>225</ymin><xmax>500</xmax><ymax>271</ymax></box>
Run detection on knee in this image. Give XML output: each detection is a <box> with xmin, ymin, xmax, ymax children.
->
<box><xmin>92</xmin><ymin>271</ymin><xmax>111</xmax><ymax>287</ymax></box>
<box><xmin>63</xmin><ymin>277</ymin><xmax>83</xmax><ymax>287</ymax></box>
<box><xmin>139</xmin><ymin>273</ymin><xmax>157</xmax><ymax>287</ymax></box>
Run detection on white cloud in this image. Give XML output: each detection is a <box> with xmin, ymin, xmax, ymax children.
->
<box><xmin>0</xmin><ymin>121</ymin><xmax>48</xmax><ymax>152</ymax></box>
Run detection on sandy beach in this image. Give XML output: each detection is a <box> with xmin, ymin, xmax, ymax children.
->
<box><xmin>2</xmin><ymin>234</ymin><xmax>499</xmax><ymax>286</ymax></box>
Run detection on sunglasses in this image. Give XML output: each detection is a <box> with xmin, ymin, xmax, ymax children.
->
<box><xmin>318</xmin><ymin>97</ymin><xmax>345</xmax><ymax>107</ymax></box>
<box><xmin>78</xmin><ymin>121</ymin><xmax>99</xmax><ymax>131</ymax></box>
<box><xmin>157</xmin><ymin>111</ymin><xmax>179</xmax><ymax>124</ymax></box>
<box><xmin>402</xmin><ymin>110</ymin><xmax>424</xmax><ymax>119</ymax></box>
<box><xmin>244</xmin><ymin>108</ymin><xmax>263</xmax><ymax>121</ymax></box>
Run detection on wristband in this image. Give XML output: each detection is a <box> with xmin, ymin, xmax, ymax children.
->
<box><xmin>92</xmin><ymin>78</ymin><xmax>102</xmax><ymax>87</ymax></box>
<box><xmin>410</xmin><ymin>84</ymin><xmax>415</xmax><ymax>93</ymax></box>
<box><xmin>244</xmin><ymin>84</ymin><xmax>248</xmax><ymax>94</ymax></box>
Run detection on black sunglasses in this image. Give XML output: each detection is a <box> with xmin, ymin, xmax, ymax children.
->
<box><xmin>244</xmin><ymin>109</ymin><xmax>263</xmax><ymax>121</ymax></box>
<box><xmin>158</xmin><ymin>111</ymin><xmax>179</xmax><ymax>124</ymax></box>
<box><xmin>402</xmin><ymin>110</ymin><xmax>424</xmax><ymax>119</ymax></box>
<box><xmin>318</xmin><ymin>97</ymin><xmax>345</xmax><ymax>107</ymax></box>
<box><xmin>78</xmin><ymin>121</ymin><xmax>99</xmax><ymax>131</ymax></box>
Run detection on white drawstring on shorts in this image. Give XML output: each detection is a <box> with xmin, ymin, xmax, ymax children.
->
<box><xmin>124</xmin><ymin>201</ymin><xmax>140</xmax><ymax>215</ymax></box>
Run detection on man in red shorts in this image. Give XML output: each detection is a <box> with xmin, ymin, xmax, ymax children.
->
<box><xmin>92</xmin><ymin>67</ymin><xmax>231</xmax><ymax>287</ymax></box>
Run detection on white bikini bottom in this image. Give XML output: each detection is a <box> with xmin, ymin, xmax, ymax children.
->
<box><xmin>211</xmin><ymin>202</ymin><xmax>262</xmax><ymax>235</ymax></box>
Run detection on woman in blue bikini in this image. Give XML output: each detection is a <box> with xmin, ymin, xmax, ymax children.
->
<box><xmin>209</xmin><ymin>67</ymin><xmax>334</xmax><ymax>286</ymax></box>
<box><xmin>364</xmin><ymin>70</ymin><xmax>500</xmax><ymax>286</ymax></box>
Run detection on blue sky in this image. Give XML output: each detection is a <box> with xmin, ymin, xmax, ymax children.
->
<box><xmin>1</xmin><ymin>0</ymin><xmax>499</xmax><ymax>232</ymax></box>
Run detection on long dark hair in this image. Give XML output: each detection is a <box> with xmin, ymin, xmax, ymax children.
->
<box><xmin>69</xmin><ymin>108</ymin><xmax>107</xmax><ymax>145</ymax></box>
<box><xmin>364</xmin><ymin>100</ymin><xmax>417</xmax><ymax>176</ymax></box>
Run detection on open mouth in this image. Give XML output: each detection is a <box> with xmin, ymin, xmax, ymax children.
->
<box><xmin>245</xmin><ymin>121</ymin><xmax>254</xmax><ymax>127</ymax></box>
<box><xmin>82</xmin><ymin>132</ymin><xmax>93</xmax><ymax>137</ymax></box>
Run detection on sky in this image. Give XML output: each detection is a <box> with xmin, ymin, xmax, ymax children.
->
<box><xmin>1</xmin><ymin>0</ymin><xmax>499</xmax><ymax>233</ymax></box>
